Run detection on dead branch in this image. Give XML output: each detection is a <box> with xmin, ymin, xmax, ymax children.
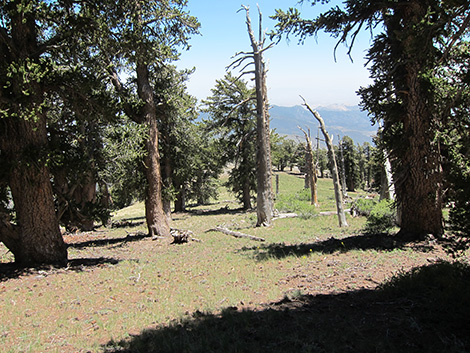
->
<box><xmin>273</xmin><ymin>212</ymin><xmax>298</xmax><ymax>220</ymax></box>
<box><xmin>208</xmin><ymin>226</ymin><xmax>265</xmax><ymax>242</ymax></box>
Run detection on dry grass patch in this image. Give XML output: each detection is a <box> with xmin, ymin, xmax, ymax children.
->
<box><xmin>0</xmin><ymin>172</ymin><xmax>465</xmax><ymax>352</ymax></box>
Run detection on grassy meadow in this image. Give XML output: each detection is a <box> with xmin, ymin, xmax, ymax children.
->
<box><xmin>0</xmin><ymin>171</ymin><xmax>469</xmax><ymax>352</ymax></box>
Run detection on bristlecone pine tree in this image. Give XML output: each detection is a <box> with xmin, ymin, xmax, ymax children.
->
<box><xmin>273</xmin><ymin>0</ymin><xmax>470</xmax><ymax>239</ymax></box>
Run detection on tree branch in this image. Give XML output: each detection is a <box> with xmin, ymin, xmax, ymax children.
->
<box><xmin>440</xmin><ymin>12</ymin><xmax>470</xmax><ymax>63</ymax></box>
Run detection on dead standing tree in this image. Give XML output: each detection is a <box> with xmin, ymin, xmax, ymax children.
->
<box><xmin>301</xmin><ymin>97</ymin><xmax>348</xmax><ymax>227</ymax></box>
<box><xmin>298</xmin><ymin>126</ymin><xmax>318</xmax><ymax>206</ymax></box>
<box><xmin>228</xmin><ymin>5</ymin><xmax>274</xmax><ymax>226</ymax></box>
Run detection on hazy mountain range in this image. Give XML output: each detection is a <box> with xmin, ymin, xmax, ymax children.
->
<box><xmin>269</xmin><ymin>104</ymin><xmax>377</xmax><ymax>145</ymax></box>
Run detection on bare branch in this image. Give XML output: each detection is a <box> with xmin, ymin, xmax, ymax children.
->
<box><xmin>441</xmin><ymin>11</ymin><xmax>470</xmax><ymax>63</ymax></box>
<box><xmin>227</xmin><ymin>55</ymin><xmax>254</xmax><ymax>71</ymax></box>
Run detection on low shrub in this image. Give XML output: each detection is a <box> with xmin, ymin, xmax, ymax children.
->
<box><xmin>363</xmin><ymin>199</ymin><xmax>397</xmax><ymax>234</ymax></box>
<box><xmin>275</xmin><ymin>190</ymin><xmax>317</xmax><ymax>219</ymax></box>
<box><xmin>351</xmin><ymin>197</ymin><xmax>377</xmax><ymax>217</ymax></box>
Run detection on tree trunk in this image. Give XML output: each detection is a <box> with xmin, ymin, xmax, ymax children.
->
<box><xmin>387</xmin><ymin>3</ymin><xmax>443</xmax><ymax>239</ymax></box>
<box><xmin>394</xmin><ymin>62</ymin><xmax>443</xmax><ymax>238</ymax></box>
<box><xmin>136</xmin><ymin>63</ymin><xmax>170</xmax><ymax>238</ymax></box>
<box><xmin>174</xmin><ymin>186</ymin><xmax>186</xmax><ymax>212</ymax></box>
<box><xmin>242</xmin><ymin>179</ymin><xmax>252</xmax><ymax>210</ymax></box>
<box><xmin>0</xmin><ymin>116</ymin><xmax>67</xmax><ymax>266</ymax></box>
<box><xmin>302</xmin><ymin>99</ymin><xmax>348</xmax><ymax>227</ymax></box>
<box><xmin>243</xmin><ymin>6</ymin><xmax>273</xmax><ymax>227</ymax></box>
<box><xmin>299</xmin><ymin>127</ymin><xmax>318</xmax><ymax>206</ymax></box>
<box><xmin>0</xmin><ymin>9</ymin><xmax>67</xmax><ymax>266</ymax></box>
<box><xmin>162</xmin><ymin>140</ymin><xmax>173</xmax><ymax>222</ymax></box>
<box><xmin>338</xmin><ymin>138</ymin><xmax>349</xmax><ymax>196</ymax></box>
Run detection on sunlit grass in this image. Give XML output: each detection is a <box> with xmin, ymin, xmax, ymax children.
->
<box><xmin>0</xmin><ymin>172</ymin><xmax>456</xmax><ymax>353</ymax></box>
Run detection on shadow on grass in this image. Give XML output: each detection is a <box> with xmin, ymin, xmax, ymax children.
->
<box><xmin>186</xmin><ymin>206</ymin><xmax>250</xmax><ymax>217</ymax></box>
<box><xmin>68</xmin><ymin>232</ymin><xmax>150</xmax><ymax>250</ymax></box>
<box><xmin>102</xmin><ymin>261</ymin><xmax>470</xmax><ymax>353</ymax></box>
<box><xmin>111</xmin><ymin>217</ymin><xmax>146</xmax><ymax>228</ymax></box>
<box><xmin>240</xmin><ymin>233</ymin><xmax>435</xmax><ymax>261</ymax></box>
<box><xmin>0</xmin><ymin>257</ymin><xmax>120</xmax><ymax>282</ymax></box>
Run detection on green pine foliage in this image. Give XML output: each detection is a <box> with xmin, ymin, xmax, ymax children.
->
<box><xmin>203</xmin><ymin>73</ymin><xmax>258</xmax><ymax>209</ymax></box>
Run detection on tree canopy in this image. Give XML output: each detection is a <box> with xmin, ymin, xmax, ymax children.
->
<box><xmin>273</xmin><ymin>0</ymin><xmax>470</xmax><ymax>239</ymax></box>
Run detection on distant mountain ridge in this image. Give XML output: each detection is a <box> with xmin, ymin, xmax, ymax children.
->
<box><xmin>269</xmin><ymin>104</ymin><xmax>377</xmax><ymax>145</ymax></box>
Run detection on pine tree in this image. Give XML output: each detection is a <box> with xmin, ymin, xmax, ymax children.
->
<box><xmin>273</xmin><ymin>0</ymin><xmax>470</xmax><ymax>239</ymax></box>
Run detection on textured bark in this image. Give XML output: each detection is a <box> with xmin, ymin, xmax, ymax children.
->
<box><xmin>243</xmin><ymin>7</ymin><xmax>273</xmax><ymax>227</ymax></box>
<box><xmin>137</xmin><ymin>63</ymin><xmax>170</xmax><ymax>238</ymax></box>
<box><xmin>395</xmin><ymin>62</ymin><xmax>443</xmax><ymax>237</ymax></box>
<box><xmin>0</xmin><ymin>116</ymin><xmax>67</xmax><ymax>266</ymax></box>
<box><xmin>0</xmin><ymin>7</ymin><xmax>67</xmax><ymax>265</ymax></box>
<box><xmin>389</xmin><ymin>2</ymin><xmax>443</xmax><ymax>238</ymax></box>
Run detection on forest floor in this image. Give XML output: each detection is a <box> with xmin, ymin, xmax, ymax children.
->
<box><xmin>0</xmin><ymin>173</ymin><xmax>469</xmax><ymax>352</ymax></box>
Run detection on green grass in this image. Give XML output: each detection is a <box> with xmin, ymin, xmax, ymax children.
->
<box><xmin>0</xmin><ymin>172</ymin><xmax>466</xmax><ymax>353</ymax></box>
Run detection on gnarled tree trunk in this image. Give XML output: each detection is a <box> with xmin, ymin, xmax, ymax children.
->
<box><xmin>0</xmin><ymin>116</ymin><xmax>67</xmax><ymax>266</ymax></box>
<box><xmin>243</xmin><ymin>6</ymin><xmax>273</xmax><ymax>227</ymax></box>
<box><xmin>137</xmin><ymin>63</ymin><xmax>171</xmax><ymax>238</ymax></box>
<box><xmin>0</xmin><ymin>8</ymin><xmax>67</xmax><ymax>266</ymax></box>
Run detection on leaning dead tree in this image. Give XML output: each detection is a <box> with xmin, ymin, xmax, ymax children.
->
<box><xmin>228</xmin><ymin>5</ymin><xmax>274</xmax><ymax>227</ymax></box>
<box><xmin>298</xmin><ymin>126</ymin><xmax>318</xmax><ymax>206</ymax></box>
<box><xmin>301</xmin><ymin>97</ymin><xmax>348</xmax><ymax>227</ymax></box>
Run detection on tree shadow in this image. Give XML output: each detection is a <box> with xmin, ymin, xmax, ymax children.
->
<box><xmin>239</xmin><ymin>233</ymin><xmax>435</xmax><ymax>261</ymax></box>
<box><xmin>67</xmin><ymin>232</ymin><xmax>151</xmax><ymax>250</ymax></box>
<box><xmin>0</xmin><ymin>257</ymin><xmax>120</xmax><ymax>282</ymax></box>
<box><xmin>102</xmin><ymin>261</ymin><xmax>470</xmax><ymax>353</ymax></box>
<box><xmin>111</xmin><ymin>217</ymin><xmax>146</xmax><ymax>228</ymax></box>
<box><xmin>186</xmin><ymin>206</ymin><xmax>250</xmax><ymax>217</ymax></box>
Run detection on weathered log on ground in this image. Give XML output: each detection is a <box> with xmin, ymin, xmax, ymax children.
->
<box><xmin>170</xmin><ymin>228</ymin><xmax>201</xmax><ymax>244</ymax></box>
<box><xmin>208</xmin><ymin>226</ymin><xmax>265</xmax><ymax>242</ymax></box>
<box><xmin>273</xmin><ymin>213</ymin><xmax>299</xmax><ymax>220</ymax></box>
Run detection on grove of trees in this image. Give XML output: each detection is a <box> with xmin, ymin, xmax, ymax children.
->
<box><xmin>274</xmin><ymin>0</ymin><xmax>470</xmax><ymax>241</ymax></box>
<box><xmin>1</xmin><ymin>0</ymin><xmax>470</xmax><ymax>266</ymax></box>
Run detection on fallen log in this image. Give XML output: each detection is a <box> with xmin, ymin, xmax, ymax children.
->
<box><xmin>208</xmin><ymin>226</ymin><xmax>265</xmax><ymax>242</ymax></box>
<box><xmin>273</xmin><ymin>212</ymin><xmax>298</xmax><ymax>220</ymax></box>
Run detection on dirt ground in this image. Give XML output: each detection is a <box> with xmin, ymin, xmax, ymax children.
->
<box><xmin>1</xmin><ymin>215</ymin><xmax>468</xmax><ymax>353</ymax></box>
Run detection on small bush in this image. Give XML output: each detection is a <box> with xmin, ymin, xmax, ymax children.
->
<box><xmin>275</xmin><ymin>190</ymin><xmax>317</xmax><ymax>219</ymax></box>
<box><xmin>363</xmin><ymin>199</ymin><xmax>396</xmax><ymax>234</ymax></box>
<box><xmin>351</xmin><ymin>198</ymin><xmax>377</xmax><ymax>217</ymax></box>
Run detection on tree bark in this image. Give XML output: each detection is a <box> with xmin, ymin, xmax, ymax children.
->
<box><xmin>338</xmin><ymin>138</ymin><xmax>349</xmax><ymax>196</ymax></box>
<box><xmin>136</xmin><ymin>63</ymin><xmax>171</xmax><ymax>238</ymax></box>
<box><xmin>242</xmin><ymin>179</ymin><xmax>252</xmax><ymax>210</ymax></box>
<box><xmin>387</xmin><ymin>3</ymin><xmax>443</xmax><ymax>239</ymax></box>
<box><xmin>395</xmin><ymin>62</ymin><xmax>443</xmax><ymax>238</ymax></box>
<box><xmin>0</xmin><ymin>116</ymin><xmax>67</xmax><ymax>266</ymax></box>
<box><xmin>302</xmin><ymin>98</ymin><xmax>348</xmax><ymax>227</ymax></box>
<box><xmin>0</xmin><ymin>7</ymin><xmax>67</xmax><ymax>265</ymax></box>
<box><xmin>243</xmin><ymin>6</ymin><xmax>273</xmax><ymax>227</ymax></box>
<box><xmin>299</xmin><ymin>127</ymin><xmax>318</xmax><ymax>206</ymax></box>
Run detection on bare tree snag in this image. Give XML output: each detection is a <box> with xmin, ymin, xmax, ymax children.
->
<box><xmin>338</xmin><ymin>136</ymin><xmax>348</xmax><ymax>199</ymax></box>
<box><xmin>301</xmin><ymin>97</ymin><xmax>348</xmax><ymax>228</ymax></box>
<box><xmin>209</xmin><ymin>226</ymin><xmax>265</xmax><ymax>242</ymax></box>
<box><xmin>298</xmin><ymin>126</ymin><xmax>318</xmax><ymax>206</ymax></box>
<box><xmin>229</xmin><ymin>5</ymin><xmax>274</xmax><ymax>227</ymax></box>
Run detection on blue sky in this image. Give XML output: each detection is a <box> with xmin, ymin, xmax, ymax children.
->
<box><xmin>177</xmin><ymin>0</ymin><xmax>373</xmax><ymax>107</ymax></box>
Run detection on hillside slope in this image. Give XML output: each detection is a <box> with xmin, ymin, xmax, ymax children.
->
<box><xmin>270</xmin><ymin>105</ymin><xmax>376</xmax><ymax>145</ymax></box>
